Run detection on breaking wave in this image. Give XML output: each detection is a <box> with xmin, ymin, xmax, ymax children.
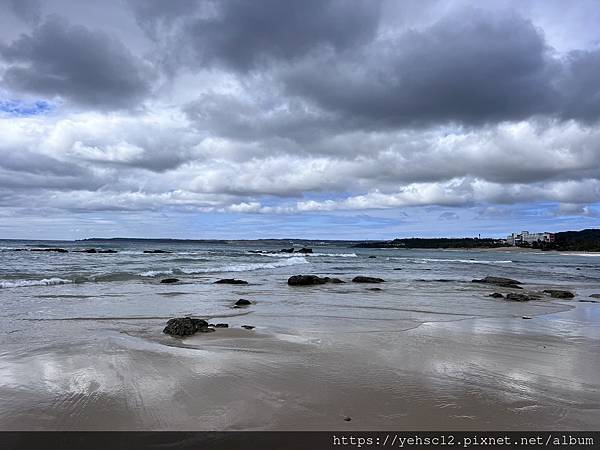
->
<box><xmin>0</xmin><ymin>278</ymin><xmax>73</xmax><ymax>289</ymax></box>
<box><xmin>259</xmin><ymin>252</ymin><xmax>357</xmax><ymax>258</ymax></box>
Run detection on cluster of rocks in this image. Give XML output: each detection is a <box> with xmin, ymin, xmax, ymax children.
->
<box><xmin>487</xmin><ymin>286</ymin><xmax>576</xmax><ymax>302</ymax></box>
<box><xmin>280</xmin><ymin>247</ymin><xmax>313</xmax><ymax>254</ymax></box>
<box><xmin>75</xmin><ymin>248</ymin><xmax>118</xmax><ymax>254</ymax></box>
<box><xmin>287</xmin><ymin>275</ymin><xmax>385</xmax><ymax>286</ymax></box>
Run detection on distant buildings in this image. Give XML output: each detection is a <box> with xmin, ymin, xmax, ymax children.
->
<box><xmin>506</xmin><ymin>231</ymin><xmax>555</xmax><ymax>246</ymax></box>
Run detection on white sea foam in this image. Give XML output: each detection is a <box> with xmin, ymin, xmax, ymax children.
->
<box><xmin>181</xmin><ymin>256</ymin><xmax>309</xmax><ymax>274</ymax></box>
<box><xmin>259</xmin><ymin>252</ymin><xmax>358</xmax><ymax>258</ymax></box>
<box><xmin>421</xmin><ymin>258</ymin><xmax>513</xmax><ymax>264</ymax></box>
<box><xmin>0</xmin><ymin>278</ymin><xmax>72</xmax><ymax>289</ymax></box>
<box><xmin>139</xmin><ymin>269</ymin><xmax>175</xmax><ymax>277</ymax></box>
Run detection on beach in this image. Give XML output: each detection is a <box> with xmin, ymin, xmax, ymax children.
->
<box><xmin>0</xmin><ymin>240</ymin><xmax>599</xmax><ymax>430</ymax></box>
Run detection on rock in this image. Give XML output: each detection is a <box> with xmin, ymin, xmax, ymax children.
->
<box><xmin>160</xmin><ymin>278</ymin><xmax>179</xmax><ymax>284</ymax></box>
<box><xmin>344</xmin><ymin>417</ymin><xmax>352</xmax><ymax>422</ymax></box>
<box><xmin>352</xmin><ymin>276</ymin><xmax>385</xmax><ymax>283</ymax></box>
<box><xmin>241</xmin><ymin>325</ymin><xmax>255</xmax><ymax>330</ymax></box>
<box><xmin>472</xmin><ymin>276</ymin><xmax>522</xmax><ymax>288</ymax></box>
<box><xmin>31</xmin><ymin>248</ymin><xmax>68</xmax><ymax>253</ymax></box>
<box><xmin>590</xmin><ymin>294</ymin><xmax>600</xmax><ymax>298</ymax></box>
<box><xmin>163</xmin><ymin>317</ymin><xmax>210</xmax><ymax>336</ymax></box>
<box><xmin>522</xmin><ymin>316</ymin><xmax>532</xmax><ymax>319</ymax></box>
<box><xmin>543</xmin><ymin>289</ymin><xmax>575</xmax><ymax>299</ymax></box>
<box><xmin>234</xmin><ymin>299</ymin><xmax>252</xmax><ymax>306</ymax></box>
<box><xmin>143</xmin><ymin>249</ymin><xmax>172</xmax><ymax>254</ymax></box>
<box><xmin>328</xmin><ymin>277</ymin><xmax>345</xmax><ymax>284</ymax></box>
<box><xmin>393</xmin><ymin>268</ymin><xmax>403</xmax><ymax>270</ymax></box>
<box><xmin>280</xmin><ymin>248</ymin><xmax>294</xmax><ymax>253</ymax></box>
<box><xmin>214</xmin><ymin>323</ymin><xmax>229</xmax><ymax>328</ymax></box>
<box><xmin>288</xmin><ymin>275</ymin><xmax>328</xmax><ymax>286</ymax></box>
<box><xmin>505</xmin><ymin>293</ymin><xmax>531</xmax><ymax>302</ymax></box>
<box><xmin>368</xmin><ymin>287</ymin><xmax>383</xmax><ymax>291</ymax></box>
<box><xmin>79</xmin><ymin>248</ymin><xmax>97</xmax><ymax>253</ymax></box>
<box><xmin>215</xmin><ymin>278</ymin><xmax>248</xmax><ymax>285</ymax></box>
<box><xmin>368</xmin><ymin>256</ymin><xmax>377</xmax><ymax>259</ymax></box>
<box><xmin>296</xmin><ymin>247</ymin><xmax>313</xmax><ymax>253</ymax></box>
<box><xmin>489</xmin><ymin>292</ymin><xmax>504</xmax><ymax>298</ymax></box>
<box><xmin>579</xmin><ymin>299</ymin><xmax>599</xmax><ymax>303</ymax></box>
<box><xmin>98</xmin><ymin>249</ymin><xmax>117</xmax><ymax>253</ymax></box>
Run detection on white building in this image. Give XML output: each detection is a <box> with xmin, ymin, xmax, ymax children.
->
<box><xmin>506</xmin><ymin>231</ymin><xmax>555</xmax><ymax>246</ymax></box>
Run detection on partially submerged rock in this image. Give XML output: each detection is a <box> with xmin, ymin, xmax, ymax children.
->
<box><xmin>144</xmin><ymin>249</ymin><xmax>172</xmax><ymax>254</ymax></box>
<box><xmin>280</xmin><ymin>248</ymin><xmax>294</xmax><ymax>253</ymax></box>
<box><xmin>352</xmin><ymin>276</ymin><xmax>385</xmax><ymax>283</ymax></box>
<box><xmin>368</xmin><ymin>287</ymin><xmax>383</xmax><ymax>291</ymax></box>
<box><xmin>212</xmin><ymin>323</ymin><xmax>229</xmax><ymax>328</ymax></box>
<box><xmin>31</xmin><ymin>248</ymin><xmax>68</xmax><ymax>253</ymax></box>
<box><xmin>296</xmin><ymin>247</ymin><xmax>313</xmax><ymax>253</ymax></box>
<box><xmin>288</xmin><ymin>275</ymin><xmax>329</xmax><ymax>286</ymax></box>
<box><xmin>543</xmin><ymin>289</ymin><xmax>575</xmax><ymax>299</ymax></box>
<box><xmin>472</xmin><ymin>276</ymin><xmax>522</xmax><ymax>288</ymax></box>
<box><xmin>160</xmin><ymin>278</ymin><xmax>179</xmax><ymax>284</ymax></box>
<box><xmin>489</xmin><ymin>292</ymin><xmax>504</xmax><ymax>298</ymax></box>
<box><xmin>241</xmin><ymin>325</ymin><xmax>255</xmax><ymax>330</ymax></box>
<box><xmin>215</xmin><ymin>278</ymin><xmax>248</xmax><ymax>285</ymax></box>
<box><xmin>234</xmin><ymin>298</ymin><xmax>252</xmax><ymax>306</ymax></box>
<box><xmin>163</xmin><ymin>317</ymin><xmax>211</xmax><ymax>336</ymax></box>
<box><xmin>590</xmin><ymin>294</ymin><xmax>600</xmax><ymax>298</ymax></box>
<box><xmin>368</xmin><ymin>255</ymin><xmax>377</xmax><ymax>259</ymax></box>
<box><xmin>505</xmin><ymin>293</ymin><xmax>532</xmax><ymax>302</ymax></box>
<box><xmin>98</xmin><ymin>249</ymin><xmax>118</xmax><ymax>253</ymax></box>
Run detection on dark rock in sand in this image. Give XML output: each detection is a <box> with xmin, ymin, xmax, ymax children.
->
<box><xmin>489</xmin><ymin>292</ymin><xmax>504</xmax><ymax>298</ymax></box>
<box><xmin>234</xmin><ymin>299</ymin><xmax>252</xmax><ymax>306</ymax></box>
<box><xmin>589</xmin><ymin>294</ymin><xmax>600</xmax><ymax>298</ymax></box>
<box><xmin>368</xmin><ymin>255</ymin><xmax>377</xmax><ymax>259</ymax></box>
<box><xmin>241</xmin><ymin>325</ymin><xmax>255</xmax><ymax>330</ymax></box>
<box><xmin>31</xmin><ymin>248</ymin><xmax>68</xmax><ymax>253</ymax></box>
<box><xmin>505</xmin><ymin>293</ymin><xmax>532</xmax><ymax>302</ymax></box>
<box><xmin>352</xmin><ymin>276</ymin><xmax>385</xmax><ymax>283</ymax></box>
<box><xmin>215</xmin><ymin>278</ymin><xmax>248</xmax><ymax>285</ymax></box>
<box><xmin>344</xmin><ymin>417</ymin><xmax>352</xmax><ymax>422</ymax></box>
<box><xmin>280</xmin><ymin>248</ymin><xmax>294</xmax><ymax>253</ymax></box>
<box><xmin>214</xmin><ymin>323</ymin><xmax>229</xmax><ymax>328</ymax></box>
<box><xmin>160</xmin><ymin>278</ymin><xmax>179</xmax><ymax>284</ymax></box>
<box><xmin>522</xmin><ymin>316</ymin><xmax>532</xmax><ymax>320</ymax></box>
<box><xmin>543</xmin><ymin>289</ymin><xmax>575</xmax><ymax>299</ymax></box>
<box><xmin>143</xmin><ymin>249</ymin><xmax>172</xmax><ymax>254</ymax></box>
<box><xmin>163</xmin><ymin>317</ymin><xmax>210</xmax><ymax>336</ymax></box>
<box><xmin>472</xmin><ymin>276</ymin><xmax>522</xmax><ymax>288</ymax></box>
<box><xmin>296</xmin><ymin>247</ymin><xmax>313</xmax><ymax>254</ymax></box>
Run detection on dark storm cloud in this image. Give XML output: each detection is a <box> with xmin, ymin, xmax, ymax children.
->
<box><xmin>0</xmin><ymin>16</ymin><xmax>154</xmax><ymax>109</ymax></box>
<box><xmin>129</xmin><ymin>0</ymin><xmax>381</xmax><ymax>72</ymax></box>
<box><xmin>284</xmin><ymin>9</ymin><xmax>559</xmax><ymax>127</ymax></box>
<box><xmin>280</xmin><ymin>8</ymin><xmax>600</xmax><ymax>127</ymax></box>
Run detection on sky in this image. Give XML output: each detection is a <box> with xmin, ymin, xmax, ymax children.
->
<box><xmin>0</xmin><ymin>0</ymin><xmax>599</xmax><ymax>240</ymax></box>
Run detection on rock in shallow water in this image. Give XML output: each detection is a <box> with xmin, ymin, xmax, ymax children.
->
<box><xmin>215</xmin><ymin>278</ymin><xmax>248</xmax><ymax>284</ymax></box>
<box><xmin>543</xmin><ymin>289</ymin><xmax>575</xmax><ymax>299</ymax></box>
<box><xmin>234</xmin><ymin>299</ymin><xmax>252</xmax><ymax>306</ymax></box>
<box><xmin>287</xmin><ymin>275</ymin><xmax>343</xmax><ymax>286</ymax></box>
<box><xmin>472</xmin><ymin>276</ymin><xmax>522</xmax><ymax>288</ymax></box>
<box><xmin>505</xmin><ymin>293</ymin><xmax>532</xmax><ymax>302</ymax></box>
<box><xmin>352</xmin><ymin>276</ymin><xmax>385</xmax><ymax>283</ymax></box>
<box><xmin>160</xmin><ymin>278</ymin><xmax>179</xmax><ymax>284</ymax></box>
<box><xmin>241</xmin><ymin>325</ymin><xmax>255</xmax><ymax>330</ymax></box>
<box><xmin>489</xmin><ymin>292</ymin><xmax>504</xmax><ymax>298</ymax></box>
<box><xmin>163</xmin><ymin>317</ymin><xmax>210</xmax><ymax>336</ymax></box>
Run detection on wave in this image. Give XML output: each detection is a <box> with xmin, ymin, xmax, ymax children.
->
<box><xmin>258</xmin><ymin>252</ymin><xmax>357</xmax><ymax>258</ymax></box>
<box><xmin>0</xmin><ymin>278</ymin><xmax>72</xmax><ymax>289</ymax></box>
<box><xmin>180</xmin><ymin>256</ymin><xmax>309</xmax><ymax>274</ymax></box>
<box><xmin>139</xmin><ymin>269</ymin><xmax>176</xmax><ymax>277</ymax></box>
<box><xmin>392</xmin><ymin>257</ymin><xmax>512</xmax><ymax>265</ymax></box>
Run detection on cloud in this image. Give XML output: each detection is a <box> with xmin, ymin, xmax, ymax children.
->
<box><xmin>0</xmin><ymin>16</ymin><xmax>154</xmax><ymax>109</ymax></box>
<box><xmin>129</xmin><ymin>0</ymin><xmax>381</xmax><ymax>72</ymax></box>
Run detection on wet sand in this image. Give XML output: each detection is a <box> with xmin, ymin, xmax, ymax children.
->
<box><xmin>0</xmin><ymin>302</ymin><xmax>598</xmax><ymax>430</ymax></box>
